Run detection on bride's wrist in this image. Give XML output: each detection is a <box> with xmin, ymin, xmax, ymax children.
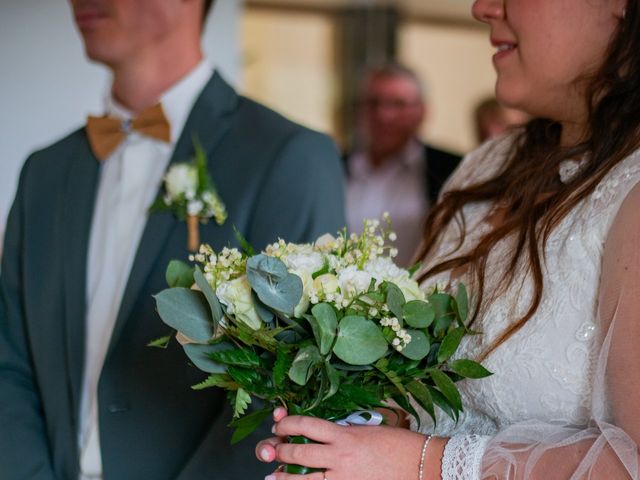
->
<box><xmin>420</xmin><ymin>435</ymin><xmax>448</xmax><ymax>480</ymax></box>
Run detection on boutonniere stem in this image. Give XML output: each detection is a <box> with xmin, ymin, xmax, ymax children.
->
<box><xmin>151</xmin><ymin>137</ymin><xmax>227</xmax><ymax>252</ymax></box>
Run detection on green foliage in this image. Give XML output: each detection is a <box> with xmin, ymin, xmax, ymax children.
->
<box><xmin>246</xmin><ymin>255</ymin><xmax>303</xmax><ymax>316</ymax></box>
<box><xmin>308</xmin><ymin>303</ymin><xmax>338</xmax><ymax>355</ymax></box>
<box><xmin>333</xmin><ymin>316</ymin><xmax>388</xmax><ymax>365</ymax></box>
<box><xmin>147</xmin><ymin>334</ymin><xmax>173</xmax><ymax>349</ymax></box>
<box><xmin>229</xmin><ymin>408</ymin><xmax>272</xmax><ymax>444</ymax></box>
<box><xmin>154</xmin><ymin>288</ymin><xmax>213</xmax><ymax>342</ymax></box>
<box><xmin>232</xmin><ymin>388</ymin><xmax>252</xmax><ymax>418</ymax></box>
<box><xmin>154</xmin><ymin>240</ymin><xmax>491</xmax><ymax>448</ymax></box>
<box><xmin>165</xmin><ymin>260</ymin><xmax>195</xmax><ymax>288</ymax></box>
<box><xmin>449</xmin><ymin>359</ymin><xmax>493</xmax><ymax>379</ymax></box>
<box><xmin>288</xmin><ymin>345</ymin><xmax>323</xmax><ymax>386</ymax></box>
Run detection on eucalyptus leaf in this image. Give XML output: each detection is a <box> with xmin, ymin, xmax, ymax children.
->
<box><xmin>324</xmin><ymin>361</ymin><xmax>340</xmax><ymax>400</ymax></box>
<box><xmin>165</xmin><ymin>260</ymin><xmax>195</xmax><ymax>288</ymax></box>
<box><xmin>402</xmin><ymin>300</ymin><xmax>435</xmax><ymax>329</ymax></box>
<box><xmin>288</xmin><ymin>345</ymin><xmax>323</xmax><ymax>386</ymax></box>
<box><xmin>252</xmin><ymin>292</ymin><xmax>275</xmax><ymax>324</ymax></box>
<box><xmin>385</xmin><ymin>282</ymin><xmax>406</xmax><ymax>320</ymax></box>
<box><xmin>398</xmin><ymin>329</ymin><xmax>430</xmax><ymax>361</ymax></box>
<box><xmin>333</xmin><ymin>316</ymin><xmax>388</xmax><ymax>366</ymax></box>
<box><xmin>154</xmin><ymin>288</ymin><xmax>213</xmax><ymax>342</ymax></box>
<box><xmin>246</xmin><ymin>255</ymin><xmax>303</xmax><ymax>316</ymax></box>
<box><xmin>437</xmin><ymin>327</ymin><xmax>466</xmax><ymax>364</ymax></box>
<box><xmin>183</xmin><ymin>342</ymin><xmax>232</xmax><ymax>373</ymax></box>
<box><xmin>309</xmin><ymin>303</ymin><xmax>338</xmax><ymax>355</ymax></box>
<box><xmin>450</xmin><ymin>359</ymin><xmax>493</xmax><ymax>379</ymax></box>
<box><xmin>194</xmin><ymin>267</ymin><xmax>223</xmax><ymax>330</ymax></box>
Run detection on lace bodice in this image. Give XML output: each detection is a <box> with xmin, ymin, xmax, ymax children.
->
<box><xmin>413</xmin><ymin>136</ymin><xmax>640</xmax><ymax>478</ymax></box>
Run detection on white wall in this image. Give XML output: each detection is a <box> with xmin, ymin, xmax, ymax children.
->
<box><xmin>0</xmin><ymin>0</ymin><xmax>241</xmax><ymax>257</ymax></box>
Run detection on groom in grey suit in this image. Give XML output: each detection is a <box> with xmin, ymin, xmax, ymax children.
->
<box><xmin>0</xmin><ymin>0</ymin><xmax>345</xmax><ymax>479</ymax></box>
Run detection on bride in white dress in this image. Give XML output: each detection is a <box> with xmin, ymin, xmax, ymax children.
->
<box><xmin>255</xmin><ymin>0</ymin><xmax>640</xmax><ymax>478</ymax></box>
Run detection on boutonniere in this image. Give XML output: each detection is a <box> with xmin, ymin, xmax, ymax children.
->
<box><xmin>151</xmin><ymin>138</ymin><xmax>227</xmax><ymax>252</ymax></box>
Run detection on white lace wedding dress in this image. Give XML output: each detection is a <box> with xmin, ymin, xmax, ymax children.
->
<box><xmin>415</xmin><ymin>135</ymin><xmax>640</xmax><ymax>479</ymax></box>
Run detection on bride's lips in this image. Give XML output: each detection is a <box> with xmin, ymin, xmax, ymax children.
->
<box><xmin>74</xmin><ymin>9</ymin><xmax>109</xmax><ymax>31</ymax></box>
<box><xmin>491</xmin><ymin>38</ymin><xmax>518</xmax><ymax>63</ymax></box>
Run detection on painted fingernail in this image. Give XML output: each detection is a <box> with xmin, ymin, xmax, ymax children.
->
<box><xmin>260</xmin><ymin>447</ymin><xmax>272</xmax><ymax>462</ymax></box>
<box><xmin>271</xmin><ymin>424</ymin><xmax>276</xmax><ymax>434</ymax></box>
<box><xmin>265</xmin><ymin>476</ymin><xmax>276</xmax><ymax>480</ymax></box>
<box><xmin>273</xmin><ymin>407</ymin><xmax>284</xmax><ymax>418</ymax></box>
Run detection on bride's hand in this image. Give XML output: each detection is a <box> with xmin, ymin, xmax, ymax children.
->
<box><xmin>255</xmin><ymin>408</ymin><xmax>446</xmax><ymax>480</ymax></box>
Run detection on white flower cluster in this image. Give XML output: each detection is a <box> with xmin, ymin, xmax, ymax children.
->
<box><xmin>194</xmin><ymin>217</ymin><xmax>422</xmax><ymax>330</ymax></box>
<box><xmin>163</xmin><ymin>163</ymin><xmax>227</xmax><ymax>225</ymax></box>
<box><xmin>379</xmin><ymin>317</ymin><xmax>412</xmax><ymax>351</ymax></box>
<box><xmin>190</xmin><ymin>244</ymin><xmax>245</xmax><ymax>289</ymax></box>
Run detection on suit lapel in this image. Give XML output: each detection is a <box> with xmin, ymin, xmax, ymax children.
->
<box><xmin>62</xmin><ymin>137</ymin><xmax>100</xmax><ymax>421</ymax></box>
<box><xmin>106</xmin><ymin>73</ymin><xmax>239</xmax><ymax>357</ymax></box>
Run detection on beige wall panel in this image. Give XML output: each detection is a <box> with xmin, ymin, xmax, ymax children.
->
<box><xmin>400</xmin><ymin>22</ymin><xmax>497</xmax><ymax>154</ymax></box>
<box><xmin>242</xmin><ymin>9</ymin><xmax>338</xmax><ymax>137</ymax></box>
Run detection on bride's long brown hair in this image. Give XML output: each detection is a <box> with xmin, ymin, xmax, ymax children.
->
<box><xmin>416</xmin><ymin>2</ymin><xmax>640</xmax><ymax>361</ymax></box>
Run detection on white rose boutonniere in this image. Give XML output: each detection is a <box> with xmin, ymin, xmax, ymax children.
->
<box><xmin>151</xmin><ymin>138</ymin><xmax>227</xmax><ymax>251</ymax></box>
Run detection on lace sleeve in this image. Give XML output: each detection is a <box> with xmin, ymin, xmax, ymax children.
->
<box><xmin>472</xmin><ymin>180</ymin><xmax>640</xmax><ymax>479</ymax></box>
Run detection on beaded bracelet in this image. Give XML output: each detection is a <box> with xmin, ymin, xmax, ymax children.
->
<box><xmin>418</xmin><ymin>434</ymin><xmax>432</xmax><ymax>480</ymax></box>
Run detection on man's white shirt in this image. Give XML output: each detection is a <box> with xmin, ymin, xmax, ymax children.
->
<box><xmin>346</xmin><ymin>140</ymin><xmax>429</xmax><ymax>267</ymax></box>
<box><xmin>79</xmin><ymin>60</ymin><xmax>214</xmax><ymax>480</ymax></box>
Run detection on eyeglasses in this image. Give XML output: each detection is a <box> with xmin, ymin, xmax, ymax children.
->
<box><xmin>361</xmin><ymin>97</ymin><xmax>422</xmax><ymax>111</ymax></box>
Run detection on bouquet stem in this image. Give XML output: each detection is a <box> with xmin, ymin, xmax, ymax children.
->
<box><xmin>282</xmin><ymin>436</ymin><xmax>323</xmax><ymax>474</ymax></box>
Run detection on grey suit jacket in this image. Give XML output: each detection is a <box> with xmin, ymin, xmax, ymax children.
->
<box><xmin>0</xmin><ymin>73</ymin><xmax>346</xmax><ymax>480</ymax></box>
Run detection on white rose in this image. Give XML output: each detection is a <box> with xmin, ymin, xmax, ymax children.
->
<box><xmin>364</xmin><ymin>257</ymin><xmax>425</xmax><ymax>301</ymax></box>
<box><xmin>290</xmin><ymin>268</ymin><xmax>313</xmax><ymax>317</ymax></box>
<box><xmin>313</xmin><ymin>273</ymin><xmax>340</xmax><ymax>295</ymax></box>
<box><xmin>282</xmin><ymin>251</ymin><xmax>325</xmax><ymax>276</ymax></box>
<box><xmin>338</xmin><ymin>266</ymin><xmax>373</xmax><ymax>298</ymax></box>
<box><xmin>164</xmin><ymin>164</ymin><xmax>198</xmax><ymax>199</ymax></box>
<box><xmin>314</xmin><ymin>233</ymin><xmax>337</xmax><ymax>251</ymax></box>
<box><xmin>215</xmin><ymin>276</ymin><xmax>262</xmax><ymax>330</ymax></box>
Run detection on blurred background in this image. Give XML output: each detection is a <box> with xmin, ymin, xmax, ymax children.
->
<box><xmin>0</xmin><ymin>0</ymin><xmax>496</xmax><ymax>254</ymax></box>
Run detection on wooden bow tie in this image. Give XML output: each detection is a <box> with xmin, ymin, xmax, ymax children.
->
<box><xmin>86</xmin><ymin>103</ymin><xmax>171</xmax><ymax>161</ymax></box>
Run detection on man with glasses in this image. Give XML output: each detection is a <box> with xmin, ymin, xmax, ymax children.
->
<box><xmin>345</xmin><ymin>63</ymin><xmax>460</xmax><ymax>266</ymax></box>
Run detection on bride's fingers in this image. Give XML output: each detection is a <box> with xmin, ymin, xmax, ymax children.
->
<box><xmin>256</xmin><ymin>437</ymin><xmax>282</xmax><ymax>463</ymax></box>
<box><xmin>273</xmin><ymin>406</ymin><xmax>288</xmax><ymax>422</ymax></box>
<box><xmin>273</xmin><ymin>416</ymin><xmax>339</xmax><ymax>444</ymax></box>
<box><xmin>274</xmin><ymin>442</ymin><xmax>327</xmax><ymax>469</ymax></box>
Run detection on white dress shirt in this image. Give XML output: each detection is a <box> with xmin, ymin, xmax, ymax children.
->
<box><xmin>79</xmin><ymin>60</ymin><xmax>214</xmax><ymax>480</ymax></box>
<box><xmin>346</xmin><ymin>140</ymin><xmax>429</xmax><ymax>267</ymax></box>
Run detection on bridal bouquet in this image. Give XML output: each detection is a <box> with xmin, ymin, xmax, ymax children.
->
<box><xmin>153</xmin><ymin>218</ymin><xmax>490</xmax><ymax>471</ymax></box>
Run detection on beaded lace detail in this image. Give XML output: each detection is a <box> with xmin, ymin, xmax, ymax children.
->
<box><xmin>412</xmin><ymin>135</ymin><xmax>640</xmax><ymax>479</ymax></box>
<box><xmin>442</xmin><ymin>435</ymin><xmax>491</xmax><ymax>480</ymax></box>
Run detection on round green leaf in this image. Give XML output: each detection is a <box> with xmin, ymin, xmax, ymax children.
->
<box><xmin>183</xmin><ymin>342</ymin><xmax>231</xmax><ymax>373</ymax></box>
<box><xmin>309</xmin><ymin>303</ymin><xmax>338</xmax><ymax>355</ymax></box>
<box><xmin>399</xmin><ymin>329</ymin><xmax>430</xmax><ymax>361</ymax></box>
<box><xmin>154</xmin><ymin>288</ymin><xmax>213</xmax><ymax>342</ymax></box>
<box><xmin>333</xmin><ymin>316</ymin><xmax>388</xmax><ymax>365</ymax></box>
<box><xmin>402</xmin><ymin>300</ymin><xmax>435</xmax><ymax>328</ymax></box>
<box><xmin>385</xmin><ymin>282</ymin><xmax>406</xmax><ymax>320</ymax></box>
<box><xmin>246</xmin><ymin>254</ymin><xmax>303</xmax><ymax>316</ymax></box>
<box><xmin>288</xmin><ymin>345</ymin><xmax>323</xmax><ymax>386</ymax></box>
<box><xmin>165</xmin><ymin>260</ymin><xmax>195</xmax><ymax>288</ymax></box>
